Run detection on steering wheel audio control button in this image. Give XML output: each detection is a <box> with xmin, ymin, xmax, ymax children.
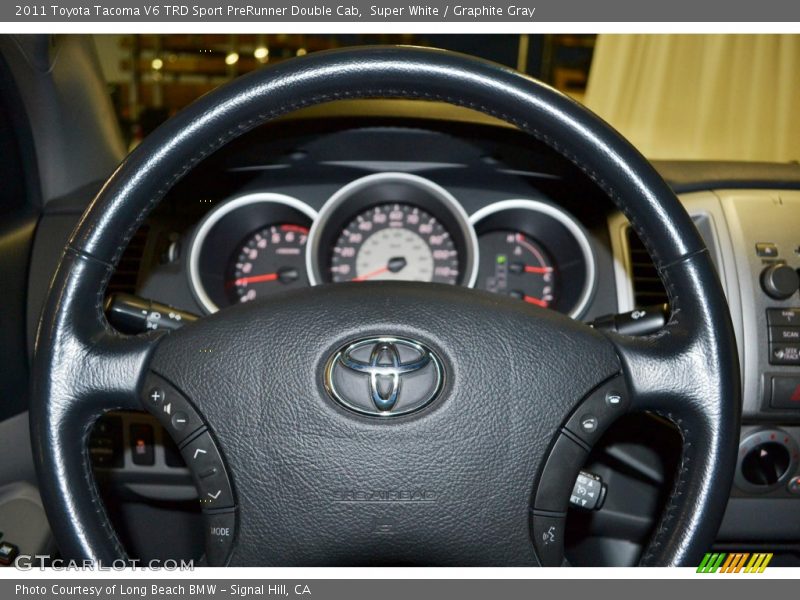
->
<box><xmin>203</xmin><ymin>509</ymin><xmax>236</xmax><ymax>566</ymax></box>
<box><xmin>534</xmin><ymin>433</ymin><xmax>589</xmax><ymax>513</ymax></box>
<box><xmin>171</xmin><ymin>412</ymin><xmax>191</xmax><ymax>431</ymax></box>
<box><xmin>564</xmin><ymin>376</ymin><xmax>629</xmax><ymax>446</ymax></box>
<box><xmin>141</xmin><ymin>373</ymin><xmax>204</xmax><ymax>443</ymax></box>
<box><xmin>569</xmin><ymin>471</ymin><xmax>607</xmax><ymax>511</ymax></box>
<box><xmin>180</xmin><ymin>432</ymin><xmax>234</xmax><ymax>510</ymax></box>
<box><xmin>147</xmin><ymin>387</ymin><xmax>166</xmax><ymax>408</ymax></box>
<box><xmin>531</xmin><ymin>513</ymin><xmax>565</xmax><ymax>567</ymax></box>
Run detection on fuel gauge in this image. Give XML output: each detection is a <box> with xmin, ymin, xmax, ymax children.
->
<box><xmin>478</xmin><ymin>231</ymin><xmax>556</xmax><ymax>308</ymax></box>
<box><xmin>470</xmin><ymin>199</ymin><xmax>596</xmax><ymax>318</ymax></box>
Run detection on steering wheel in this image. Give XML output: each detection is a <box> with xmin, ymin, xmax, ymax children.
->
<box><xmin>31</xmin><ymin>47</ymin><xmax>740</xmax><ymax>567</ymax></box>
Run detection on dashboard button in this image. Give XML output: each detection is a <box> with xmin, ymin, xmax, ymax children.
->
<box><xmin>767</xmin><ymin>308</ymin><xmax>800</xmax><ymax>327</ymax></box>
<box><xmin>203</xmin><ymin>510</ymin><xmax>236</xmax><ymax>566</ymax></box>
<box><xmin>756</xmin><ymin>242</ymin><xmax>779</xmax><ymax>258</ymax></box>
<box><xmin>531</xmin><ymin>513</ymin><xmax>565</xmax><ymax>567</ymax></box>
<box><xmin>770</xmin><ymin>327</ymin><xmax>800</xmax><ymax>343</ymax></box>
<box><xmin>180</xmin><ymin>432</ymin><xmax>234</xmax><ymax>510</ymax></box>
<box><xmin>535</xmin><ymin>433</ymin><xmax>588</xmax><ymax>513</ymax></box>
<box><xmin>141</xmin><ymin>374</ymin><xmax>204</xmax><ymax>444</ymax></box>
<box><xmin>130</xmin><ymin>424</ymin><xmax>155</xmax><ymax>466</ymax></box>
<box><xmin>770</xmin><ymin>376</ymin><xmax>800</xmax><ymax>409</ymax></box>
<box><xmin>788</xmin><ymin>476</ymin><xmax>800</xmax><ymax>496</ymax></box>
<box><xmin>770</xmin><ymin>344</ymin><xmax>800</xmax><ymax>366</ymax></box>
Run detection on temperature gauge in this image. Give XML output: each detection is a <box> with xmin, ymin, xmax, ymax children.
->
<box><xmin>477</xmin><ymin>231</ymin><xmax>556</xmax><ymax>308</ymax></box>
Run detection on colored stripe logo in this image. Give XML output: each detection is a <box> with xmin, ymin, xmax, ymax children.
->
<box><xmin>697</xmin><ymin>552</ymin><xmax>773</xmax><ymax>573</ymax></box>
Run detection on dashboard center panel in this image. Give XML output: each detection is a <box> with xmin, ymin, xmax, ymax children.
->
<box><xmin>182</xmin><ymin>169</ymin><xmax>600</xmax><ymax>322</ymax></box>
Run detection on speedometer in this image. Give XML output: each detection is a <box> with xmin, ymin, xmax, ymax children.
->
<box><xmin>306</xmin><ymin>173</ymin><xmax>478</xmax><ymax>287</ymax></box>
<box><xmin>330</xmin><ymin>204</ymin><xmax>459</xmax><ymax>284</ymax></box>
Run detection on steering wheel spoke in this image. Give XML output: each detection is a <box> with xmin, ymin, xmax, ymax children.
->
<box><xmin>530</xmin><ymin>370</ymin><xmax>631</xmax><ymax>566</ymax></box>
<box><xmin>602</xmin><ymin>253</ymin><xmax>741</xmax><ymax>566</ymax></box>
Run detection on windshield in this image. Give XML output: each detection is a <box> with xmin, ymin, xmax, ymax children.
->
<box><xmin>94</xmin><ymin>33</ymin><xmax>799</xmax><ymax>162</ymax></box>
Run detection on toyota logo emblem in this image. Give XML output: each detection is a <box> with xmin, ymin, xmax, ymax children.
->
<box><xmin>324</xmin><ymin>337</ymin><xmax>444</xmax><ymax>416</ymax></box>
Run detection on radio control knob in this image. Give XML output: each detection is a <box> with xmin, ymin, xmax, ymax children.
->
<box><xmin>761</xmin><ymin>264</ymin><xmax>799</xmax><ymax>300</ymax></box>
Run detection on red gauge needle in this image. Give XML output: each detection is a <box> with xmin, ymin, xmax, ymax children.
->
<box><xmin>231</xmin><ymin>272</ymin><xmax>279</xmax><ymax>286</ymax></box>
<box><xmin>350</xmin><ymin>257</ymin><xmax>407</xmax><ymax>282</ymax></box>
<box><xmin>230</xmin><ymin>267</ymin><xmax>300</xmax><ymax>287</ymax></box>
<box><xmin>509</xmin><ymin>262</ymin><xmax>553</xmax><ymax>275</ymax></box>
<box><xmin>524</xmin><ymin>265</ymin><xmax>554</xmax><ymax>274</ymax></box>
<box><xmin>523</xmin><ymin>295</ymin><xmax>549</xmax><ymax>307</ymax></box>
<box><xmin>351</xmin><ymin>266</ymin><xmax>390</xmax><ymax>282</ymax></box>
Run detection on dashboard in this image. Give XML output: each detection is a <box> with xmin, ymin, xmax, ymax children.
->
<box><xmin>92</xmin><ymin>107</ymin><xmax>623</xmax><ymax>330</ymax></box>
<box><xmin>186</xmin><ymin>172</ymin><xmax>595</xmax><ymax>318</ymax></box>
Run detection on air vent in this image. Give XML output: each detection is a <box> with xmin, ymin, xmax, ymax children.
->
<box><xmin>626</xmin><ymin>227</ymin><xmax>668</xmax><ymax>308</ymax></box>
<box><xmin>106</xmin><ymin>225</ymin><xmax>150</xmax><ymax>295</ymax></box>
<box><xmin>626</xmin><ymin>215</ymin><xmax>722</xmax><ymax>309</ymax></box>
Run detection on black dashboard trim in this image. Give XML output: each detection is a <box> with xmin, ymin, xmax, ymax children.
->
<box><xmin>652</xmin><ymin>160</ymin><xmax>800</xmax><ymax>194</ymax></box>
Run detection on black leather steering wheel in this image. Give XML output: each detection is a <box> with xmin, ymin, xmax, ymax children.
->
<box><xmin>31</xmin><ymin>46</ymin><xmax>740</xmax><ymax>567</ymax></box>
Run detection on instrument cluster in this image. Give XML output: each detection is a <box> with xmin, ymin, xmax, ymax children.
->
<box><xmin>187</xmin><ymin>173</ymin><xmax>596</xmax><ymax>318</ymax></box>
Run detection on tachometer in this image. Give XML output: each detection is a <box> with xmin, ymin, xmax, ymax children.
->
<box><xmin>229</xmin><ymin>224</ymin><xmax>309</xmax><ymax>303</ymax></box>
<box><xmin>330</xmin><ymin>204</ymin><xmax>459</xmax><ymax>284</ymax></box>
<box><xmin>187</xmin><ymin>193</ymin><xmax>317</xmax><ymax>313</ymax></box>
